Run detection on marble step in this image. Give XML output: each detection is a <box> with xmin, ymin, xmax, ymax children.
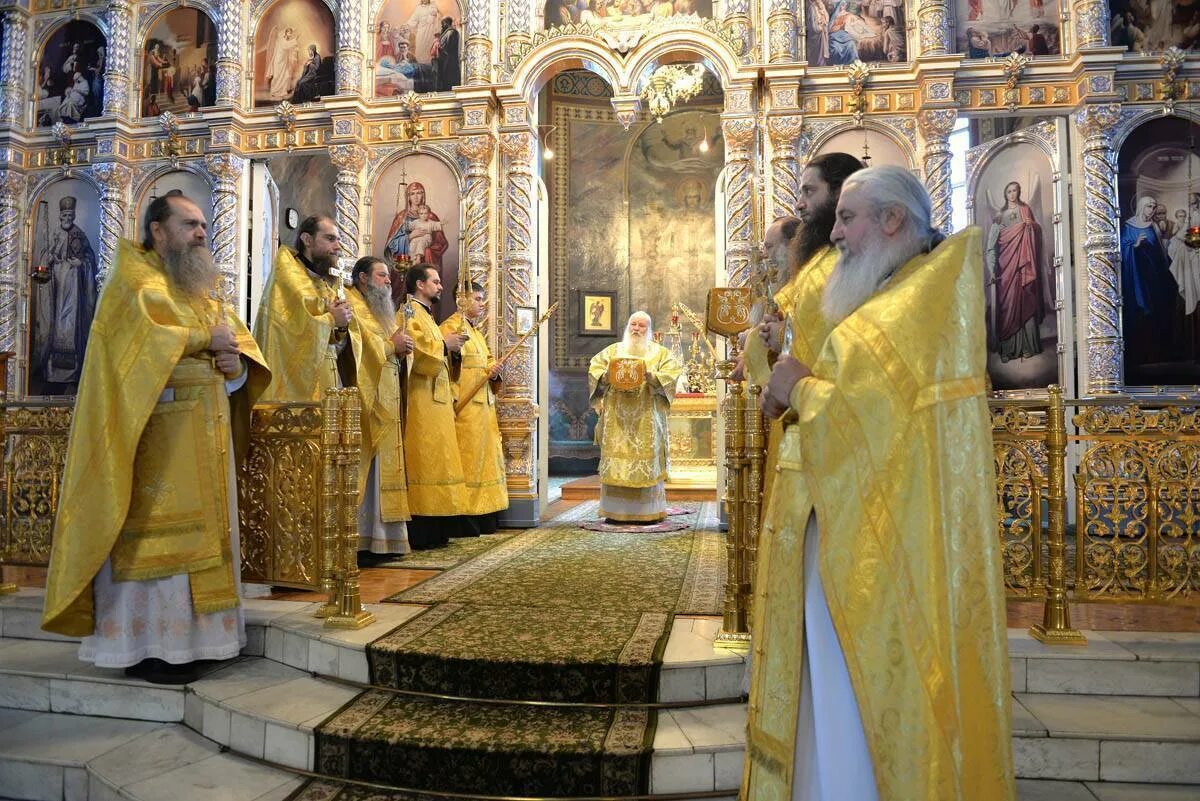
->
<box><xmin>2</xmin><ymin>708</ymin><xmax>1199</xmax><ymax>801</ymax></box>
<box><xmin>0</xmin><ymin>709</ymin><xmax>303</xmax><ymax>801</ymax></box>
<box><xmin>0</xmin><ymin>639</ymin><xmax>747</xmax><ymax>795</ymax></box>
<box><xmin>1009</xmin><ymin>629</ymin><xmax>1200</xmax><ymax>697</ymax></box>
<box><xmin>0</xmin><ymin>590</ymin><xmax>748</xmax><ymax>704</ymax></box>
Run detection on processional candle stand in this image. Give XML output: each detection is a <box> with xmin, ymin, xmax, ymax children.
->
<box><xmin>700</xmin><ymin>288</ymin><xmax>756</xmax><ymax>651</ymax></box>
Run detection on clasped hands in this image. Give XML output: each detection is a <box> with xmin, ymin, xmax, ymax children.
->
<box><xmin>208</xmin><ymin>324</ymin><xmax>243</xmax><ymax>378</ymax></box>
<box><xmin>760</xmin><ymin>354</ymin><xmax>811</xmax><ymax>420</ymax></box>
<box><xmin>390</xmin><ymin>329</ymin><xmax>415</xmax><ymax>356</ymax></box>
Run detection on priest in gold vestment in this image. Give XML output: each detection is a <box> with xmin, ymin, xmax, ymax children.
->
<box><xmin>588</xmin><ymin>312</ymin><xmax>683</xmax><ymax>523</ymax></box>
<box><xmin>441</xmin><ymin>282</ymin><xmax>509</xmax><ymax>535</ymax></box>
<box><xmin>42</xmin><ymin>193</ymin><xmax>270</xmax><ymax>685</ymax></box>
<box><xmin>253</xmin><ymin>215</ymin><xmax>357</xmax><ymax>402</ymax></box>
<box><xmin>403</xmin><ymin>263</ymin><xmax>467</xmax><ymax>548</ymax></box>
<box><xmin>743</xmin><ymin>153</ymin><xmax>863</xmax><ymax>521</ymax></box>
<box><xmin>348</xmin><ymin>256</ymin><xmax>414</xmax><ymax>555</ymax></box>
<box><xmin>747</xmin><ymin>167</ymin><xmax>1014</xmax><ymax>801</ymax></box>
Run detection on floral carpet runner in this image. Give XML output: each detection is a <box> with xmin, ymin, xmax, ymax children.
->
<box><xmin>309</xmin><ymin>502</ymin><xmax>724</xmax><ymax>797</ymax></box>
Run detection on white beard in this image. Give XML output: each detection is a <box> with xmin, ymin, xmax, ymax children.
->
<box><xmin>364</xmin><ymin>283</ymin><xmax>396</xmax><ymax>332</ymax></box>
<box><xmin>822</xmin><ymin>232</ymin><xmax>921</xmax><ymax>325</ymax></box>
<box><xmin>619</xmin><ymin>332</ymin><xmax>649</xmax><ymax>357</ymax></box>
<box><xmin>163</xmin><ymin>244</ymin><xmax>218</xmax><ymax>298</ymax></box>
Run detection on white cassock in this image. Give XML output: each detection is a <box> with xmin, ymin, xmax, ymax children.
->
<box><xmin>357</xmin><ymin>458</ymin><xmax>409</xmax><ymax>554</ymax></box>
<box><xmin>79</xmin><ymin>371</ymin><xmax>248</xmax><ymax>668</ymax></box>
<box><xmin>792</xmin><ymin>514</ymin><xmax>879</xmax><ymax>801</ymax></box>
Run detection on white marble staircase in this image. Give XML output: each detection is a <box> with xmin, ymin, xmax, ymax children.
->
<box><xmin>0</xmin><ymin>587</ymin><xmax>1199</xmax><ymax>800</ymax></box>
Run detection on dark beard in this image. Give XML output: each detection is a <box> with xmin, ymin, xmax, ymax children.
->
<box><xmin>163</xmin><ymin>244</ymin><xmax>218</xmax><ymax>298</ymax></box>
<box><xmin>310</xmin><ymin>252</ymin><xmax>337</xmax><ymax>276</ymax></box>
<box><xmin>790</xmin><ymin>201</ymin><xmax>837</xmax><ymax>272</ymax></box>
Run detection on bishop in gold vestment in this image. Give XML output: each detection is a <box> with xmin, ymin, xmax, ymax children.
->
<box><xmin>253</xmin><ymin>216</ymin><xmax>358</xmax><ymax>402</ymax></box>
<box><xmin>42</xmin><ymin>194</ymin><xmax>269</xmax><ymax>685</ymax></box>
<box><xmin>588</xmin><ymin>312</ymin><xmax>683</xmax><ymax>523</ymax></box>
<box><xmin>347</xmin><ymin>257</ymin><xmax>413</xmax><ymax>555</ymax></box>
<box><xmin>746</xmin><ymin>167</ymin><xmax>1013</xmax><ymax>801</ymax></box>
<box><xmin>441</xmin><ymin>283</ymin><xmax>508</xmax><ymax>535</ymax></box>
<box><xmin>403</xmin><ymin>264</ymin><xmax>467</xmax><ymax>548</ymax></box>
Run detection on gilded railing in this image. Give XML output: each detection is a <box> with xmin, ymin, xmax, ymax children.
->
<box><xmin>0</xmin><ymin>402</ymin><xmax>74</xmax><ymax>571</ymax></box>
<box><xmin>992</xmin><ymin>388</ymin><xmax>1200</xmax><ymax>645</ymax></box>
<box><xmin>0</xmin><ymin>389</ymin><xmax>373</xmax><ymax>628</ymax></box>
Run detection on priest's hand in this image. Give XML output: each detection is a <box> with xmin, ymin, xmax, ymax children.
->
<box><xmin>729</xmin><ymin>353</ymin><xmax>745</xmax><ymax>382</ymax></box>
<box><xmin>331</xmin><ymin>299</ymin><xmax>352</xmax><ymax>328</ymax></box>
<box><xmin>761</xmin><ymin>354</ymin><xmax>811</xmax><ymax>419</ymax></box>
<box><xmin>445</xmin><ymin>331</ymin><xmax>468</xmax><ymax>353</ymax></box>
<box><xmin>215</xmin><ymin>350</ymin><xmax>243</xmax><ymax>379</ymax></box>
<box><xmin>390</xmin><ymin>330</ymin><xmax>414</xmax><ymax>356</ymax></box>
<box><xmin>489</xmin><ymin>363</ymin><xmax>503</xmax><ymax>380</ymax></box>
<box><xmin>758</xmin><ymin>315</ymin><xmax>785</xmax><ymax>354</ymax></box>
<box><xmin>209</xmin><ymin>324</ymin><xmax>239</xmax><ymax>354</ymax></box>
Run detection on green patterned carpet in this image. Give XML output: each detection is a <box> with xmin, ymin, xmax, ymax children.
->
<box><xmin>306</xmin><ymin>501</ymin><xmax>725</xmax><ymax>797</ymax></box>
<box><xmin>315</xmin><ymin>691</ymin><xmax>653</xmax><ymax>797</ymax></box>
<box><xmin>372</xmin><ymin>532</ymin><xmax>517</xmax><ymax>570</ymax></box>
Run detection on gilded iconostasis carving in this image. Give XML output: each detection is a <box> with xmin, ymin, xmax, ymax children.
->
<box><xmin>7</xmin><ymin>0</ymin><xmax>1200</xmax><ymax>508</ymax></box>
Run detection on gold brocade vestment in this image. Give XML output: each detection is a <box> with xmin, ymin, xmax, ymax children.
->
<box><xmin>42</xmin><ymin>240</ymin><xmax>270</xmax><ymax>636</ymax></box>
<box><xmin>743</xmin><ymin>246</ymin><xmax>838</xmax><ymax>519</ymax></box>
<box><xmin>403</xmin><ymin>299</ymin><xmax>466</xmax><ymax>515</ymax></box>
<box><xmin>743</xmin><ymin>229</ymin><xmax>1015</xmax><ymax>801</ymax></box>
<box><xmin>346</xmin><ymin>288</ymin><xmax>409</xmax><ymax>522</ymax></box>
<box><xmin>440</xmin><ymin>313</ymin><xmax>508</xmax><ymax>516</ymax></box>
<box><xmin>587</xmin><ymin>342</ymin><xmax>683</xmax><ymax>488</ymax></box>
<box><xmin>253</xmin><ymin>246</ymin><xmax>361</xmax><ymax>402</ymax></box>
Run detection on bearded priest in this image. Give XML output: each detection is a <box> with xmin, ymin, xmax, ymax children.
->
<box><xmin>346</xmin><ymin>256</ymin><xmax>414</xmax><ymax>556</ymax></box>
<box><xmin>253</xmin><ymin>215</ymin><xmax>358</xmax><ymax>402</ymax></box>
<box><xmin>41</xmin><ymin>192</ymin><xmax>270</xmax><ymax>685</ymax></box>
<box><xmin>587</xmin><ymin>312</ymin><xmax>683</xmax><ymax>524</ymax></box>
<box><xmin>745</xmin><ymin>166</ymin><xmax>1014</xmax><ymax>801</ymax></box>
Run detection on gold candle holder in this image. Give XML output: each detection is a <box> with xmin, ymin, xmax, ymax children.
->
<box><xmin>326</xmin><ymin>389</ymin><xmax>375</xmax><ymax>629</ymax></box>
<box><xmin>1030</xmin><ymin>385</ymin><xmax>1085</xmax><ymax>645</ymax></box>
<box><xmin>315</xmin><ymin>391</ymin><xmax>343</xmax><ymax>618</ymax></box>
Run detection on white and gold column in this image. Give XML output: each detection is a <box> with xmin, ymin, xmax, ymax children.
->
<box><xmin>916</xmin><ymin>0</ymin><xmax>952</xmax><ymax>55</ymax></box>
<box><xmin>1075</xmin><ymin>103</ymin><xmax>1123</xmax><ymax>393</ymax></box>
<box><xmin>456</xmin><ymin>133</ymin><xmax>494</xmax><ymax>315</ymax></box>
<box><xmin>335</xmin><ymin>0</ymin><xmax>365</xmax><ymax>95</ymax></box>
<box><xmin>919</xmin><ymin>108</ymin><xmax>957</xmax><ymax>235</ymax></box>
<box><xmin>722</xmin><ymin>85</ymin><xmax>758</xmax><ymax>288</ymax></box>
<box><xmin>766</xmin><ymin>110</ymin><xmax>804</xmax><ymax>221</ymax></box>
<box><xmin>204</xmin><ymin>153</ymin><xmax>246</xmax><ymax>303</ymax></box>
<box><xmin>766</xmin><ymin>0</ymin><xmax>798</xmax><ymax>63</ymax></box>
<box><xmin>0</xmin><ymin>169</ymin><xmax>24</xmax><ymax>392</ymax></box>
<box><xmin>0</xmin><ymin>9</ymin><xmax>29</xmax><ymax>126</ymax></box>
<box><xmin>1073</xmin><ymin>0</ymin><xmax>1111</xmax><ymax>48</ymax></box>
<box><xmin>215</xmin><ymin>0</ymin><xmax>246</xmax><ymax>106</ymax></box>
<box><xmin>329</xmin><ymin>144</ymin><xmax>367</xmax><ymax>265</ymax></box>
<box><xmin>91</xmin><ymin>162</ymin><xmax>133</xmax><ymax>286</ymax></box>
<box><xmin>464</xmin><ymin>0</ymin><xmax>493</xmax><ymax>84</ymax></box>
<box><xmin>102</xmin><ymin>0</ymin><xmax>133</xmax><ymax>119</ymax></box>
<box><xmin>496</xmin><ymin>110</ymin><xmax>538</xmax><ymax>512</ymax></box>
<box><xmin>723</xmin><ymin>0</ymin><xmax>755</xmax><ymax>60</ymax></box>
<box><xmin>503</xmin><ymin>0</ymin><xmax>533</xmax><ymax>71</ymax></box>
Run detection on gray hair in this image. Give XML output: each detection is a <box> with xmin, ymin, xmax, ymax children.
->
<box><xmin>842</xmin><ymin>165</ymin><xmax>942</xmax><ymax>252</ymax></box>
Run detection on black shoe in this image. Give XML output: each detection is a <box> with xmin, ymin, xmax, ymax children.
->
<box><xmin>126</xmin><ymin>658</ymin><xmax>198</xmax><ymax>685</ymax></box>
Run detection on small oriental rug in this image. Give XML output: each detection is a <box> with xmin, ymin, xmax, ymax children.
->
<box><xmin>578</xmin><ymin>517</ymin><xmax>690</xmax><ymax>533</ymax></box>
<box><xmin>314</xmin><ymin>690</ymin><xmax>653</xmax><ymax>798</ymax></box>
